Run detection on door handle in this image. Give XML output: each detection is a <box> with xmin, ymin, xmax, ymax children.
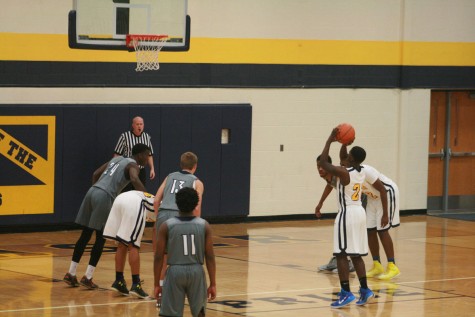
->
<box><xmin>451</xmin><ymin>151</ymin><xmax>475</xmax><ymax>157</ymax></box>
<box><xmin>428</xmin><ymin>148</ymin><xmax>445</xmax><ymax>160</ymax></box>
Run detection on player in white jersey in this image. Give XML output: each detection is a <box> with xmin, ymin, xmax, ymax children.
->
<box><xmin>319</xmin><ymin>128</ymin><xmax>389</xmax><ymax>308</ymax></box>
<box><xmin>315</xmin><ymin>155</ymin><xmax>355</xmax><ymax>274</ymax></box>
<box><xmin>103</xmin><ymin>190</ymin><xmax>155</xmax><ymax>298</ymax></box>
<box><xmin>362</xmin><ymin>164</ymin><xmax>401</xmax><ymax>279</ymax></box>
<box><xmin>340</xmin><ymin>144</ymin><xmax>401</xmax><ymax>280</ymax></box>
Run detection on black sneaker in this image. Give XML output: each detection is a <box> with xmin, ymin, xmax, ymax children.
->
<box><xmin>111</xmin><ymin>279</ymin><xmax>129</xmax><ymax>296</ymax></box>
<box><xmin>63</xmin><ymin>273</ymin><xmax>79</xmax><ymax>287</ymax></box>
<box><xmin>130</xmin><ymin>283</ymin><xmax>148</xmax><ymax>299</ymax></box>
<box><xmin>80</xmin><ymin>275</ymin><xmax>98</xmax><ymax>290</ymax></box>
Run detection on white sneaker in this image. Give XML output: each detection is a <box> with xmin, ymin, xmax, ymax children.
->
<box><xmin>332</xmin><ymin>260</ymin><xmax>355</xmax><ymax>273</ymax></box>
<box><xmin>318</xmin><ymin>256</ymin><xmax>337</xmax><ymax>271</ymax></box>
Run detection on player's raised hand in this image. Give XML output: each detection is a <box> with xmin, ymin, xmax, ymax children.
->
<box><xmin>328</xmin><ymin>127</ymin><xmax>339</xmax><ymax>142</ymax></box>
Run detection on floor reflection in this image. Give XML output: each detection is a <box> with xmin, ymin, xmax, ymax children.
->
<box><xmin>0</xmin><ymin>215</ymin><xmax>474</xmax><ymax>316</ymax></box>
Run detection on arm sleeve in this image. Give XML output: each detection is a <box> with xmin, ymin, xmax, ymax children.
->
<box><xmin>147</xmin><ymin>133</ymin><xmax>154</xmax><ymax>155</ymax></box>
<box><xmin>114</xmin><ymin>133</ymin><xmax>126</xmax><ymax>155</ymax></box>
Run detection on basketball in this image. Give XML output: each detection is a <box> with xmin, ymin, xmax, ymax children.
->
<box><xmin>336</xmin><ymin>123</ymin><xmax>355</xmax><ymax>145</ymax></box>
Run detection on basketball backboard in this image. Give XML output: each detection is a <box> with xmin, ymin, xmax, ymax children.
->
<box><xmin>68</xmin><ymin>0</ymin><xmax>190</xmax><ymax>51</ymax></box>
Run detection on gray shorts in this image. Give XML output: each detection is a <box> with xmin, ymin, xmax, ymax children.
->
<box><xmin>75</xmin><ymin>187</ymin><xmax>114</xmax><ymax>231</ymax></box>
<box><xmin>160</xmin><ymin>264</ymin><xmax>207</xmax><ymax>317</ymax></box>
<box><xmin>155</xmin><ymin>210</ymin><xmax>179</xmax><ymax>235</ymax></box>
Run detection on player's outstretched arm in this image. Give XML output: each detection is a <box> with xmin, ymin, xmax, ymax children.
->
<box><xmin>320</xmin><ymin>128</ymin><xmax>350</xmax><ymax>185</ymax></box>
<box><xmin>315</xmin><ymin>184</ymin><xmax>333</xmax><ymax>218</ymax></box>
<box><xmin>148</xmin><ymin>155</ymin><xmax>156</xmax><ymax>180</ymax></box>
<box><xmin>153</xmin><ymin>177</ymin><xmax>167</xmax><ymax>214</ymax></box>
<box><xmin>128</xmin><ymin>164</ymin><xmax>146</xmax><ymax>192</ymax></box>
<box><xmin>153</xmin><ymin>223</ymin><xmax>168</xmax><ymax>299</ymax></box>
<box><xmin>372</xmin><ymin>179</ymin><xmax>389</xmax><ymax>227</ymax></box>
<box><xmin>339</xmin><ymin>144</ymin><xmax>349</xmax><ymax>166</ymax></box>
<box><xmin>194</xmin><ymin>180</ymin><xmax>204</xmax><ymax>217</ymax></box>
<box><xmin>92</xmin><ymin>161</ymin><xmax>109</xmax><ymax>184</ymax></box>
<box><xmin>204</xmin><ymin>222</ymin><xmax>216</xmax><ymax>301</ymax></box>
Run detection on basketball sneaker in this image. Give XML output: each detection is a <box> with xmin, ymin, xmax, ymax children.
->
<box><xmin>63</xmin><ymin>273</ymin><xmax>79</xmax><ymax>287</ymax></box>
<box><xmin>366</xmin><ymin>261</ymin><xmax>384</xmax><ymax>278</ymax></box>
<box><xmin>378</xmin><ymin>262</ymin><xmax>400</xmax><ymax>280</ymax></box>
<box><xmin>111</xmin><ymin>279</ymin><xmax>129</xmax><ymax>296</ymax></box>
<box><xmin>130</xmin><ymin>283</ymin><xmax>149</xmax><ymax>299</ymax></box>
<box><xmin>318</xmin><ymin>256</ymin><xmax>337</xmax><ymax>271</ymax></box>
<box><xmin>331</xmin><ymin>289</ymin><xmax>355</xmax><ymax>308</ymax></box>
<box><xmin>356</xmin><ymin>287</ymin><xmax>374</xmax><ymax>306</ymax></box>
<box><xmin>80</xmin><ymin>276</ymin><xmax>98</xmax><ymax>290</ymax></box>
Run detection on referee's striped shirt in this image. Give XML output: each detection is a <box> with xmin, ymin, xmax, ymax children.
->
<box><xmin>114</xmin><ymin>131</ymin><xmax>154</xmax><ymax>159</ymax></box>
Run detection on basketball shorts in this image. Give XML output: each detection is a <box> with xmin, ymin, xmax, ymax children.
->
<box><xmin>366</xmin><ymin>182</ymin><xmax>400</xmax><ymax>231</ymax></box>
<box><xmin>155</xmin><ymin>210</ymin><xmax>179</xmax><ymax>236</ymax></box>
<box><xmin>160</xmin><ymin>264</ymin><xmax>207</xmax><ymax>317</ymax></box>
<box><xmin>103</xmin><ymin>193</ymin><xmax>146</xmax><ymax>248</ymax></box>
<box><xmin>333</xmin><ymin>204</ymin><xmax>368</xmax><ymax>256</ymax></box>
<box><xmin>75</xmin><ymin>187</ymin><xmax>114</xmax><ymax>231</ymax></box>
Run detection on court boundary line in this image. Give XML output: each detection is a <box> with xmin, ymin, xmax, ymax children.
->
<box><xmin>2</xmin><ymin>276</ymin><xmax>474</xmax><ymax>313</ymax></box>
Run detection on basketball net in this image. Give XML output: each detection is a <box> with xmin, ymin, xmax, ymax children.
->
<box><xmin>127</xmin><ymin>35</ymin><xmax>168</xmax><ymax>72</ymax></box>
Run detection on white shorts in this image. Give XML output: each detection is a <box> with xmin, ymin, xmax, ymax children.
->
<box><xmin>103</xmin><ymin>192</ymin><xmax>147</xmax><ymax>248</ymax></box>
<box><xmin>333</xmin><ymin>205</ymin><xmax>368</xmax><ymax>256</ymax></box>
<box><xmin>366</xmin><ymin>182</ymin><xmax>400</xmax><ymax>231</ymax></box>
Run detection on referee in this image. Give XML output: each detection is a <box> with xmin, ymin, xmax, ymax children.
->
<box><xmin>114</xmin><ymin>116</ymin><xmax>156</xmax><ymax>191</ymax></box>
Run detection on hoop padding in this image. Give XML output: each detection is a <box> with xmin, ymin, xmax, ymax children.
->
<box><xmin>126</xmin><ymin>35</ymin><xmax>168</xmax><ymax>72</ymax></box>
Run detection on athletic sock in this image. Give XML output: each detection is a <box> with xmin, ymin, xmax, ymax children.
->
<box><xmin>359</xmin><ymin>277</ymin><xmax>368</xmax><ymax>289</ymax></box>
<box><xmin>85</xmin><ymin>265</ymin><xmax>95</xmax><ymax>279</ymax></box>
<box><xmin>388</xmin><ymin>258</ymin><xmax>395</xmax><ymax>264</ymax></box>
<box><xmin>340</xmin><ymin>281</ymin><xmax>350</xmax><ymax>292</ymax></box>
<box><xmin>69</xmin><ymin>261</ymin><xmax>78</xmax><ymax>276</ymax></box>
<box><xmin>132</xmin><ymin>274</ymin><xmax>141</xmax><ymax>285</ymax></box>
<box><xmin>372</xmin><ymin>256</ymin><xmax>381</xmax><ymax>263</ymax></box>
<box><xmin>116</xmin><ymin>272</ymin><xmax>124</xmax><ymax>281</ymax></box>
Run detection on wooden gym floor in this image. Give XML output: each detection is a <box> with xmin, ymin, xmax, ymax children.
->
<box><xmin>0</xmin><ymin>214</ymin><xmax>475</xmax><ymax>317</ymax></box>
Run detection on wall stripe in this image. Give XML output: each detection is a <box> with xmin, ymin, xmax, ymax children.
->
<box><xmin>1</xmin><ymin>33</ymin><xmax>475</xmax><ymax>67</ymax></box>
<box><xmin>1</xmin><ymin>61</ymin><xmax>474</xmax><ymax>89</ymax></box>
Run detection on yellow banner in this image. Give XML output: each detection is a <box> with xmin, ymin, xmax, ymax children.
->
<box><xmin>0</xmin><ymin>116</ymin><xmax>55</xmax><ymax>215</ymax></box>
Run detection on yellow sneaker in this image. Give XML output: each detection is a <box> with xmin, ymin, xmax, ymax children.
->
<box><xmin>378</xmin><ymin>262</ymin><xmax>400</xmax><ymax>280</ymax></box>
<box><xmin>366</xmin><ymin>261</ymin><xmax>384</xmax><ymax>278</ymax></box>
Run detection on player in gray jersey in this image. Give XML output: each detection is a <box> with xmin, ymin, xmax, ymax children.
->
<box><xmin>154</xmin><ymin>187</ymin><xmax>216</xmax><ymax>317</ymax></box>
<box><xmin>63</xmin><ymin>144</ymin><xmax>150</xmax><ymax>290</ymax></box>
<box><xmin>153</xmin><ymin>152</ymin><xmax>204</xmax><ymax>286</ymax></box>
